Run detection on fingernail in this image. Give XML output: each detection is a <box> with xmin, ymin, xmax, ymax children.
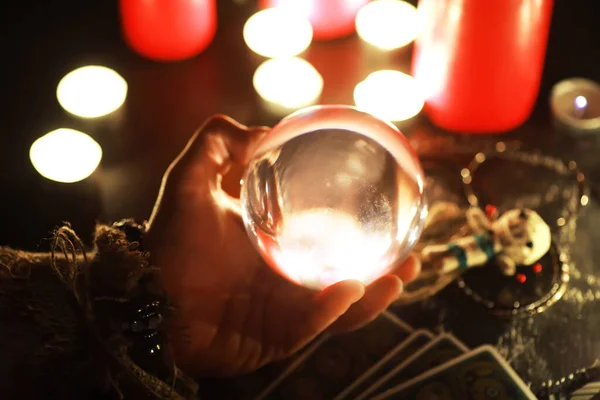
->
<box><xmin>397</xmin><ymin>278</ymin><xmax>404</xmax><ymax>297</ymax></box>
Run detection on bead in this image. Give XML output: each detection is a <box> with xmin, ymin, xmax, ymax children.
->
<box><xmin>485</xmin><ymin>204</ymin><xmax>497</xmax><ymax>219</ymax></box>
<box><xmin>131</xmin><ymin>320</ymin><xmax>143</xmax><ymax>332</ymax></box>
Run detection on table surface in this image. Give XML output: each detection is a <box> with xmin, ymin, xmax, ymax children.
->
<box><xmin>2</xmin><ymin>0</ymin><xmax>600</xmax><ymax>397</ymax></box>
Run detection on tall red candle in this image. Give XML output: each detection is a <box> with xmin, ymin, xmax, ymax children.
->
<box><xmin>120</xmin><ymin>0</ymin><xmax>217</xmax><ymax>61</ymax></box>
<box><xmin>259</xmin><ymin>0</ymin><xmax>369</xmax><ymax>41</ymax></box>
<box><xmin>412</xmin><ymin>0</ymin><xmax>554</xmax><ymax>133</ymax></box>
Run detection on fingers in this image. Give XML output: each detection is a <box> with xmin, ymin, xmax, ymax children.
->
<box><xmin>170</xmin><ymin>115</ymin><xmax>269</xmax><ymax>189</ymax></box>
<box><xmin>389</xmin><ymin>253</ymin><xmax>421</xmax><ymax>283</ymax></box>
<box><xmin>327</xmin><ymin>254</ymin><xmax>421</xmax><ymax>333</ymax></box>
<box><xmin>300</xmin><ymin>280</ymin><xmax>365</xmax><ymax>347</ymax></box>
<box><xmin>328</xmin><ymin>274</ymin><xmax>402</xmax><ymax>333</ymax></box>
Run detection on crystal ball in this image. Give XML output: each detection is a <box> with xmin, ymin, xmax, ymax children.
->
<box><xmin>241</xmin><ymin>105</ymin><xmax>427</xmax><ymax>290</ymax></box>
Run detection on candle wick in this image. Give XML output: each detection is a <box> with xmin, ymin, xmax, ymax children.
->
<box><xmin>574</xmin><ymin>95</ymin><xmax>588</xmax><ymax>119</ymax></box>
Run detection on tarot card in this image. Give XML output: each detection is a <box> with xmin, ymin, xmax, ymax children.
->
<box><xmin>256</xmin><ymin>311</ymin><xmax>412</xmax><ymax>400</ymax></box>
<box><xmin>357</xmin><ymin>333</ymin><xmax>469</xmax><ymax>399</ymax></box>
<box><xmin>371</xmin><ymin>345</ymin><xmax>536</xmax><ymax>400</ymax></box>
<box><xmin>335</xmin><ymin>329</ymin><xmax>434</xmax><ymax>400</ymax></box>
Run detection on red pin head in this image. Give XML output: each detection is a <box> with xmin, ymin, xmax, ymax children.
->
<box><xmin>485</xmin><ymin>204</ymin><xmax>498</xmax><ymax>220</ymax></box>
<box><xmin>516</xmin><ymin>273</ymin><xmax>527</xmax><ymax>284</ymax></box>
<box><xmin>532</xmin><ymin>263</ymin><xmax>543</xmax><ymax>274</ymax></box>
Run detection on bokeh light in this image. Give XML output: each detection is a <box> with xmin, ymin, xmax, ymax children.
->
<box><xmin>259</xmin><ymin>0</ymin><xmax>313</xmax><ymax>19</ymax></box>
<box><xmin>57</xmin><ymin>66</ymin><xmax>128</xmax><ymax>118</ymax></box>
<box><xmin>29</xmin><ymin>128</ymin><xmax>102</xmax><ymax>183</ymax></box>
<box><xmin>243</xmin><ymin>8</ymin><xmax>313</xmax><ymax>58</ymax></box>
<box><xmin>259</xmin><ymin>0</ymin><xmax>369</xmax><ymax>41</ymax></box>
<box><xmin>253</xmin><ymin>57</ymin><xmax>323</xmax><ymax>111</ymax></box>
<box><xmin>354</xmin><ymin>70</ymin><xmax>425</xmax><ymax>122</ymax></box>
<box><xmin>575</xmin><ymin>95</ymin><xmax>588</xmax><ymax>111</ymax></box>
<box><xmin>355</xmin><ymin>0</ymin><xmax>421</xmax><ymax>51</ymax></box>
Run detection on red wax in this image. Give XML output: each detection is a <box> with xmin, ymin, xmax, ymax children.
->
<box><xmin>120</xmin><ymin>0</ymin><xmax>217</xmax><ymax>61</ymax></box>
<box><xmin>411</xmin><ymin>0</ymin><xmax>554</xmax><ymax>134</ymax></box>
<box><xmin>259</xmin><ymin>0</ymin><xmax>369</xmax><ymax>41</ymax></box>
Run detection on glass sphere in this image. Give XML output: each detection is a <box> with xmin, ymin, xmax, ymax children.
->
<box><xmin>241</xmin><ymin>105</ymin><xmax>427</xmax><ymax>290</ymax></box>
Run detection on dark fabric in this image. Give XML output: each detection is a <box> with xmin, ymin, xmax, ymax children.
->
<box><xmin>0</xmin><ymin>225</ymin><xmax>198</xmax><ymax>399</ymax></box>
<box><xmin>0</xmin><ymin>248</ymin><xmax>102</xmax><ymax>399</ymax></box>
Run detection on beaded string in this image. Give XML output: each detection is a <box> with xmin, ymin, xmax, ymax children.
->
<box><xmin>458</xmin><ymin>142</ymin><xmax>589</xmax><ymax>317</ymax></box>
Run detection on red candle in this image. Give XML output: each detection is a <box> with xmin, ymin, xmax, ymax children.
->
<box><xmin>120</xmin><ymin>0</ymin><xmax>217</xmax><ymax>61</ymax></box>
<box><xmin>412</xmin><ymin>0</ymin><xmax>554</xmax><ymax>134</ymax></box>
<box><xmin>259</xmin><ymin>0</ymin><xmax>369</xmax><ymax>41</ymax></box>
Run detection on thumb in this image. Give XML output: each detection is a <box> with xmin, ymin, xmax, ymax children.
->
<box><xmin>169</xmin><ymin>115</ymin><xmax>269</xmax><ymax>191</ymax></box>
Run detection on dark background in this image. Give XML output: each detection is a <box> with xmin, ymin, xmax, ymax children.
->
<box><xmin>1</xmin><ymin>0</ymin><xmax>599</xmax><ymax>250</ymax></box>
<box><xmin>2</xmin><ymin>0</ymin><xmax>600</xmax><ymax>395</ymax></box>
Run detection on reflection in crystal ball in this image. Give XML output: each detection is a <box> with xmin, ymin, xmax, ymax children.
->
<box><xmin>241</xmin><ymin>105</ymin><xmax>427</xmax><ymax>290</ymax></box>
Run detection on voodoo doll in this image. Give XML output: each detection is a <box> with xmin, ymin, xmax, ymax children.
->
<box><xmin>397</xmin><ymin>201</ymin><xmax>552</xmax><ymax>305</ymax></box>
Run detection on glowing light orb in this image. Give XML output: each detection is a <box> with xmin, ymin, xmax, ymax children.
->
<box><xmin>57</xmin><ymin>66</ymin><xmax>127</xmax><ymax>118</ymax></box>
<box><xmin>574</xmin><ymin>95</ymin><xmax>588</xmax><ymax>111</ymax></box>
<box><xmin>243</xmin><ymin>8</ymin><xmax>313</xmax><ymax>58</ymax></box>
<box><xmin>356</xmin><ymin>0</ymin><xmax>421</xmax><ymax>51</ymax></box>
<box><xmin>253</xmin><ymin>57</ymin><xmax>323</xmax><ymax>111</ymax></box>
<box><xmin>354</xmin><ymin>70</ymin><xmax>425</xmax><ymax>122</ymax></box>
<box><xmin>241</xmin><ymin>105</ymin><xmax>427</xmax><ymax>290</ymax></box>
<box><xmin>29</xmin><ymin>128</ymin><xmax>102</xmax><ymax>183</ymax></box>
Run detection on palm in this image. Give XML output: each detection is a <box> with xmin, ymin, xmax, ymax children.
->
<box><xmin>145</xmin><ymin>116</ymin><xmax>420</xmax><ymax>377</ymax></box>
<box><xmin>150</xmin><ymin>190</ymin><xmax>337</xmax><ymax>376</ymax></box>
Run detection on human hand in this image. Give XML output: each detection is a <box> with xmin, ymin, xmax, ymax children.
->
<box><xmin>145</xmin><ymin>115</ymin><xmax>421</xmax><ymax>377</ymax></box>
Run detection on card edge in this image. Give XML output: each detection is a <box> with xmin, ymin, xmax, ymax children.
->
<box><xmin>382</xmin><ymin>310</ymin><xmax>413</xmax><ymax>333</ymax></box>
<box><xmin>370</xmin><ymin>344</ymin><xmax>536</xmax><ymax>400</ymax></box>
<box><xmin>255</xmin><ymin>334</ymin><xmax>330</xmax><ymax>400</ymax></box>
<box><xmin>256</xmin><ymin>313</ymin><xmax>412</xmax><ymax>400</ymax></box>
<box><xmin>333</xmin><ymin>329</ymin><xmax>434</xmax><ymax>400</ymax></box>
<box><xmin>355</xmin><ymin>332</ymin><xmax>465</xmax><ymax>400</ymax></box>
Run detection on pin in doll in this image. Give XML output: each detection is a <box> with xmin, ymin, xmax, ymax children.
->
<box><xmin>397</xmin><ymin>201</ymin><xmax>552</xmax><ymax>305</ymax></box>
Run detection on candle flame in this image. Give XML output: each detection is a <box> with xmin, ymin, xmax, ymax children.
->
<box><xmin>354</xmin><ymin>70</ymin><xmax>425</xmax><ymax>122</ymax></box>
<box><xmin>575</xmin><ymin>95</ymin><xmax>588</xmax><ymax>111</ymax></box>
<box><xmin>243</xmin><ymin>8</ymin><xmax>313</xmax><ymax>58</ymax></box>
<box><xmin>355</xmin><ymin>0</ymin><xmax>420</xmax><ymax>50</ymax></box>
<box><xmin>56</xmin><ymin>66</ymin><xmax>127</xmax><ymax>118</ymax></box>
<box><xmin>253</xmin><ymin>57</ymin><xmax>323</xmax><ymax>112</ymax></box>
<box><xmin>30</xmin><ymin>129</ymin><xmax>102</xmax><ymax>183</ymax></box>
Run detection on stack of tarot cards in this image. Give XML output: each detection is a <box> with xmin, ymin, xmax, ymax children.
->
<box><xmin>249</xmin><ymin>311</ymin><xmax>538</xmax><ymax>399</ymax></box>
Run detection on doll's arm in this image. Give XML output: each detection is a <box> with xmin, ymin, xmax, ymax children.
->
<box><xmin>496</xmin><ymin>254</ymin><xmax>517</xmax><ymax>276</ymax></box>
